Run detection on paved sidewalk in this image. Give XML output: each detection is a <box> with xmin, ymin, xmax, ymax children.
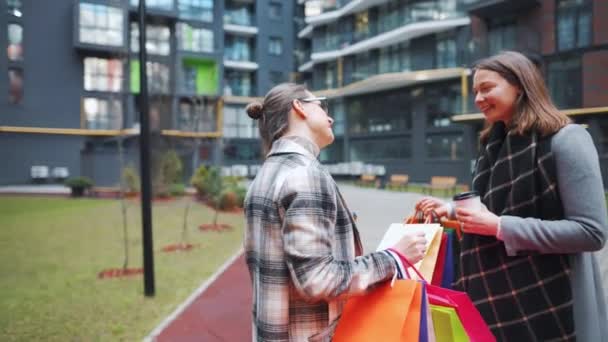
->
<box><xmin>148</xmin><ymin>184</ymin><xmax>608</xmax><ymax>341</ymax></box>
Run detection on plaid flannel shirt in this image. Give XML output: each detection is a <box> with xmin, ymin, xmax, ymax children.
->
<box><xmin>244</xmin><ymin>136</ymin><xmax>396</xmax><ymax>342</ymax></box>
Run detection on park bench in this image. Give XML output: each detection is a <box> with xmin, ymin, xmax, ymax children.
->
<box><xmin>422</xmin><ymin>176</ymin><xmax>457</xmax><ymax>197</ymax></box>
<box><xmin>386</xmin><ymin>174</ymin><xmax>409</xmax><ymax>190</ymax></box>
<box><xmin>357</xmin><ymin>174</ymin><xmax>379</xmax><ymax>188</ymax></box>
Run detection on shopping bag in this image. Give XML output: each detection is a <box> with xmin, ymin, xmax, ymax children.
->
<box><xmin>426</xmin><ymin>285</ymin><xmax>496</xmax><ymax>342</ymax></box>
<box><xmin>431</xmin><ymin>233</ymin><xmax>448</xmax><ymax>286</ymax></box>
<box><xmin>419</xmin><ymin>282</ymin><xmax>437</xmax><ymax>342</ymax></box>
<box><xmin>441</xmin><ymin>230</ymin><xmax>455</xmax><ymax>289</ymax></box>
<box><xmin>333</xmin><ymin>280</ymin><xmax>420</xmax><ymax>342</ymax></box>
<box><xmin>377</xmin><ymin>223</ymin><xmax>443</xmax><ymax>280</ymax></box>
<box><xmin>430</xmin><ymin>305</ymin><xmax>469</xmax><ymax>342</ymax></box>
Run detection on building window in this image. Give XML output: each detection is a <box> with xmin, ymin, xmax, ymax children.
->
<box><xmin>350</xmin><ymin>137</ymin><xmax>412</xmax><ymax>161</ymax></box>
<box><xmin>131</xmin><ymin>60</ymin><xmax>170</xmax><ymax>94</ymax></box>
<box><xmin>556</xmin><ymin>0</ymin><xmax>592</xmax><ymax>51</ymax></box>
<box><xmin>354</xmin><ymin>10</ymin><xmax>370</xmax><ymax>41</ymax></box>
<box><xmin>84</xmin><ymin>58</ymin><xmax>123</xmax><ymax>92</ymax></box>
<box><xmin>320</xmin><ymin>137</ymin><xmax>343</xmax><ymax>163</ymax></box>
<box><xmin>224</xmin><ymin>70</ymin><xmax>253</xmax><ymax>97</ymax></box>
<box><xmin>488</xmin><ymin>20</ymin><xmax>516</xmax><ymax>55</ymax></box>
<box><xmin>548</xmin><ymin>57</ymin><xmax>581</xmax><ymax>109</ymax></box>
<box><xmin>178</xmin><ymin>0</ymin><xmax>213</xmax><ymax>22</ymax></box>
<box><xmin>7</xmin><ymin>0</ymin><xmax>21</xmax><ymax>17</ymax></box>
<box><xmin>426</xmin><ymin>84</ymin><xmax>460</xmax><ymax>126</ymax></box>
<box><xmin>178</xmin><ymin>98</ymin><xmax>217</xmax><ymax>132</ymax></box>
<box><xmin>82</xmin><ymin>97</ymin><xmax>122</xmax><ymax>130</ymax></box>
<box><xmin>177</xmin><ymin>23</ymin><xmax>213</xmax><ymax>53</ymax></box>
<box><xmin>78</xmin><ymin>3</ymin><xmax>124</xmax><ymax>47</ymax></box>
<box><xmin>7</xmin><ymin>23</ymin><xmax>23</xmax><ymax>61</ymax></box>
<box><xmin>130</xmin><ymin>0</ymin><xmax>173</xmax><ymax>11</ymax></box>
<box><xmin>269</xmin><ymin>37</ymin><xmax>283</xmax><ymax>56</ymax></box>
<box><xmin>223</xmin><ymin>105</ymin><xmax>258</xmax><ymax>138</ymax></box>
<box><xmin>225</xmin><ymin>36</ymin><xmax>254</xmax><ymax>61</ymax></box>
<box><xmin>269</xmin><ymin>2</ymin><xmax>282</xmax><ymax>19</ymax></box>
<box><xmin>223</xmin><ymin>141</ymin><xmax>262</xmax><ymax>162</ymax></box>
<box><xmin>224</xmin><ymin>3</ymin><xmax>254</xmax><ymax>26</ymax></box>
<box><xmin>130</xmin><ymin>23</ymin><xmax>170</xmax><ymax>56</ymax></box>
<box><xmin>347</xmin><ymin>92</ymin><xmax>412</xmax><ymax>135</ymax></box>
<box><xmin>8</xmin><ymin>68</ymin><xmax>23</xmax><ymax>104</ymax></box>
<box><xmin>426</xmin><ymin>133</ymin><xmax>464</xmax><ymax>160</ymax></box>
<box><xmin>179</xmin><ymin>58</ymin><xmax>218</xmax><ymax>95</ymax></box>
<box><xmin>436</xmin><ymin>36</ymin><xmax>457</xmax><ymax>68</ymax></box>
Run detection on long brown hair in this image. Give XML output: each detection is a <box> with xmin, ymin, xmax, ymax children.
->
<box><xmin>245</xmin><ymin>83</ymin><xmax>309</xmax><ymax>154</ymax></box>
<box><xmin>474</xmin><ymin>51</ymin><xmax>570</xmax><ymax>143</ymax></box>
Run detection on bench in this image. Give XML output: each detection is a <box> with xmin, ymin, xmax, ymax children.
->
<box><xmin>357</xmin><ymin>174</ymin><xmax>379</xmax><ymax>188</ymax></box>
<box><xmin>422</xmin><ymin>176</ymin><xmax>457</xmax><ymax>197</ymax></box>
<box><xmin>386</xmin><ymin>174</ymin><xmax>409</xmax><ymax>191</ymax></box>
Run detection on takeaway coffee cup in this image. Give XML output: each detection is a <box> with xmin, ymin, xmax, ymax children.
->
<box><xmin>453</xmin><ymin>191</ymin><xmax>482</xmax><ymax>211</ymax></box>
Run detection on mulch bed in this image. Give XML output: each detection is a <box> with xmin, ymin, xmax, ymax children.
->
<box><xmin>97</xmin><ymin>268</ymin><xmax>144</xmax><ymax>279</ymax></box>
<box><xmin>161</xmin><ymin>243</ymin><xmax>200</xmax><ymax>253</ymax></box>
<box><xmin>199</xmin><ymin>223</ymin><xmax>233</xmax><ymax>232</ymax></box>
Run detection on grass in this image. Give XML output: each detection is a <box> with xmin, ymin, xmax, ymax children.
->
<box><xmin>0</xmin><ymin>196</ymin><xmax>245</xmax><ymax>341</ymax></box>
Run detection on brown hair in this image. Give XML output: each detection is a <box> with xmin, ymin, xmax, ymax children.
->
<box><xmin>474</xmin><ymin>51</ymin><xmax>570</xmax><ymax>143</ymax></box>
<box><xmin>246</xmin><ymin>83</ymin><xmax>309</xmax><ymax>154</ymax></box>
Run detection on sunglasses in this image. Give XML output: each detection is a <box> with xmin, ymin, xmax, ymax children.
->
<box><xmin>298</xmin><ymin>97</ymin><xmax>329</xmax><ymax>113</ymax></box>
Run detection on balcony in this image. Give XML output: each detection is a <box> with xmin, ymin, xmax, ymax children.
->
<box><xmin>223</xmin><ymin>8</ymin><xmax>257</xmax><ymax>35</ymax></box>
<box><xmin>311</xmin><ymin>1</ymin><xmax>467</xmax><ymax>54</ymax></box>
<box><xmin>462</xmin><ymin>0</ymin><xmax>540</xmax><ymax>17</ymax></box>
<box><xmin>305</xmin><ymin>0</ymin><xmax>390</xmax><ymax>26</ymax></box>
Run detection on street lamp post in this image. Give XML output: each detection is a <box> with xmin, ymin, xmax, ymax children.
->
<box><xmin>137</xmin><ymin>0</ymin><xmax>155</xmax><ymax>297</ymax></box>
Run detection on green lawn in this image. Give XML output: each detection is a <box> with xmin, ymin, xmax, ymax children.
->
<box><xmin>0</xmin><ymin>196</ymin><xmax>245</xmax><ymax>341</ymax></box>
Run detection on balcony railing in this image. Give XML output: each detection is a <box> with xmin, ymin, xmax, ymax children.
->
<box><xmin>224</xmin><ymin>10</ymin><xmax>255</xmax><ymax>26</ymax></box>
<box><xmin>312</xmin><ymin>2</ymin><xmax>464</xmax><ymax>53</ymax></box>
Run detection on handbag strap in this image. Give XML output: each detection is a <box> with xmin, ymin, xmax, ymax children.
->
<box><xmin>387</xmin><ymin>247</ymin><xmax>427</xmax><ymax>282</ymax></box>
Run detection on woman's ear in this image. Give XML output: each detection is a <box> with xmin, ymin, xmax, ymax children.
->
<box><xmin>292</xmin><ymin>99</ymin><xmax>308</xmax><ymax>120</ymax></box>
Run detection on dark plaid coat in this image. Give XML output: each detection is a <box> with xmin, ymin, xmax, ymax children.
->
<box><xmin>461</xmin><ymin>122</ymin><xmax>575</xmax><ymax>341</ymax></box>
<box><xmin>244</xmin><ymin>136</ymin><xmax>395</xmax><ymax>342</ymax></box>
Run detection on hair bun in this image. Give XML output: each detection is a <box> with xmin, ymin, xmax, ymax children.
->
<box><xmin>246</xmin><ymin>102</ymin><xmax>263</xmax><ymax>120</ymax></box>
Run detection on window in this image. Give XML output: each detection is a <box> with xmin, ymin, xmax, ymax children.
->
<box><xmin>426</xmin><ymin>84</ymin><xmax>460</xmax><ymax>127</ymax></box>
<box><xmin>224</xmin><ymin>4</ymin><xmax>253</xmax><ymax>26</ymax></box>
<box><xmin>7</xmin><ymin>0</ymin><xmax>21</xmax><ymax>17</ymax></box>
<box><xmin>178</xmin><ymin>0</ymin><xmax>213</xmax><ymax>22</ymax></box>
<box><xmin>7</xmin><ymin>23</ymin><xmax>22</xmax><ymax>61</ymax></box>
<box><xmin>8</xmin><ymin>68</ymin><xmax>23</xmax><ymax>104</ymax></box>
<box><xmin>320</xmin><ymin>137</ymin><xmax>343</xmax><ymax>163</ymax></box>
<box><xmin>224</xmin><ymin>36</ymin><xmax>253</xmax><ymax>61</ymax></box>
<box><xmin>354</xmin><ymin>11</ymin><xmax>370</xmax><ymax>41</ymax></box>
<box><xmin>488</xmin><ymin>21</ymin><xmax>516</xmax><ymax>55</ymax></box>
<box><xmin>224</xmin><ymin>70</ymin><xmax>253</xmax><ymax>97</ymax></box>
<box><xmin>328</xmin><ymin>100</ymin><xmax>345</xmax><ymax>136</ymax></box>
<box><xmin>82</xmin><ymin>97</ymin><xmax>122</xmax><ymax>130</ymax></box>
<box><xmin>79</xmin><ymin>3</ymin><xmax>124</xmax><ymax>47</ymax></box>
<box><xmin>426</xmin><ymin>133</ymin><xmax>464</xmax><ymax>160</ymax></box>
<box><xmin>436</xmin><ymin>37</ymin><xmax>457</xmax><ymax>68</ymax></box>
<box><xmin>557</xmin><ymin>0</ymin><xmax>592</xmax><ymax>51</ymax></box>
<box><xmin>178</xmin><ymin>98</ymin><xmax>217</xmax><ymax>132</ymax></box>
<box><xmin>130</xmin><ymin>0</ymin><xmax>173</xmax><ymax>11</ymax></box>
<box><xmin>177</xmin><ymin>23</ymin><xmax>213</xmax><ymax>53</ymax></box>
<box><xmin>223</xmin><ymin>141</ymin><xmax>262</xmax><ymax>162</ymax></box>
<box><xmin>223</xmin><ymin>105</ymin><xmax>258</xmax><ymax>138</ymax></box>
<box><xmin>84</xmin><ymin>58</ymin><xmax>123</xmax><ymax>92</ymax></box>
<box><xmin>350</xmin><ymin>137</ymin><xmax>412</xmax><ymax>161</ymax></box>
<box><xmin>548</xmin><ymin>57</ymin><xmax>581</xmax><ymax>109</ymax></box>
<box><xmin>131</xmin><ymin>60</ymin><xmax>171</xmax><ymax>94</ymax></box>
<box><xmin>347</xmin><ymin>92</ymin><xmax>412</xmax><ymax>135</ymax></box>
<box><xmin>269</xmin><ymin>2</ymin><xmax>282</xmax><ymax>19</ymax></box>
<box><xmin>131</xmin><ymin>23</ymin><xmax>171</xmax><ymax>56</ymax></box>
<box><xmin>269</xmin><ymin>37</ymin><xmax>283</xmax><ymax>56</ymax></box>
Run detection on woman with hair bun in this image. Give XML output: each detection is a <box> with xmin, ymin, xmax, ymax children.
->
<box><xmin>244</xmin><ymin>83</ymin><xmax>427</xmax><ymax>341</ymax></box>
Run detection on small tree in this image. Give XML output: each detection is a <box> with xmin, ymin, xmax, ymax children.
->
<box><xmin>190</xmin><ymin>165</ymin><xmax>210</xmax><ymax>199</ymax></box>
<box><xmin>121</xmin><ymin>164</ymin><xmax>140</xmax><ymax>194</ymax></box>
<box><xmin>154</xmin><ymin>149</ymin><xmax>183</xmax><ymax>197</ymax></box>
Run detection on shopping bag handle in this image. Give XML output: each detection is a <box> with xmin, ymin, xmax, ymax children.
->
<box><xmin>387</xmin><ymin>248</ymin><xmax>428</xmax><ymax>282</ymax></box>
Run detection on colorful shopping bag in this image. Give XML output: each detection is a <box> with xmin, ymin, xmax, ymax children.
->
<box><xmin>431</xmin><ymin>233</ymin><xmax>448</xmax><ymax>286</ymax></box>
<box><xmin>430</xmin><ymin>305</ymin><xmax>469</xmax><ymax>342</ymax></box>
<box><xmin>333</xmin><ymin>280</ymin><xmax>420</xmax><ymax>342</ymax></box>
<box><xmin>426</xmin><ymin>285</ymin><xmax>496</xmax><ymax>342</ymax></box>
<box><xmin>441</xmin><ymin>230</ymin><xmax>455</xmax><ymax>289</ymax></box>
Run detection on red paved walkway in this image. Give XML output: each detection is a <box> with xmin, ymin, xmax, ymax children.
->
<box><xmin>155</xmin><ymin>253</ymin><xmax>252</xmax><ymax>342</ymax></box>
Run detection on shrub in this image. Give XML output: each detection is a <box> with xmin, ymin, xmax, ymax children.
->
<box><xmin>169</xmin><ymin>183</ymin><xmax>186</xmax><ymax>197</ymax></box>
<box><xmin>121</xmin><ymin>165</ymin><xmax>140</xmax><ymax>193</ymax></box>
<box><xmin>65</xmin><ymin>176</ymin><xmax>94</xmax><ymax>189</ymax></box>
<box><xmin>219</xmin><ymin>190</ymin><xmax>238</xmax><ymax>210</ymax></box>
<box><xmin>191</xmin><ymin>165</ymin><xmax>209</xmax><ymax>198</ymax></box>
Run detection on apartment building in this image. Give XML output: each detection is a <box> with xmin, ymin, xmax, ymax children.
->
<box><xmin>295</xmin><ymin>0</ymin><xmax>608</xmax><ymax>185</ymax></box>
<box><xmin>0</xmin><ymin>0</ymin><xmax>295</xmax><ymax>185</ymax></box>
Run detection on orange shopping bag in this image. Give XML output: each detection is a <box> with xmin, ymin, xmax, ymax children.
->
<box><xmin>333</xmin><ymin>280</ymin><xmax>423</xmax><ymax>342</ymax></box>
